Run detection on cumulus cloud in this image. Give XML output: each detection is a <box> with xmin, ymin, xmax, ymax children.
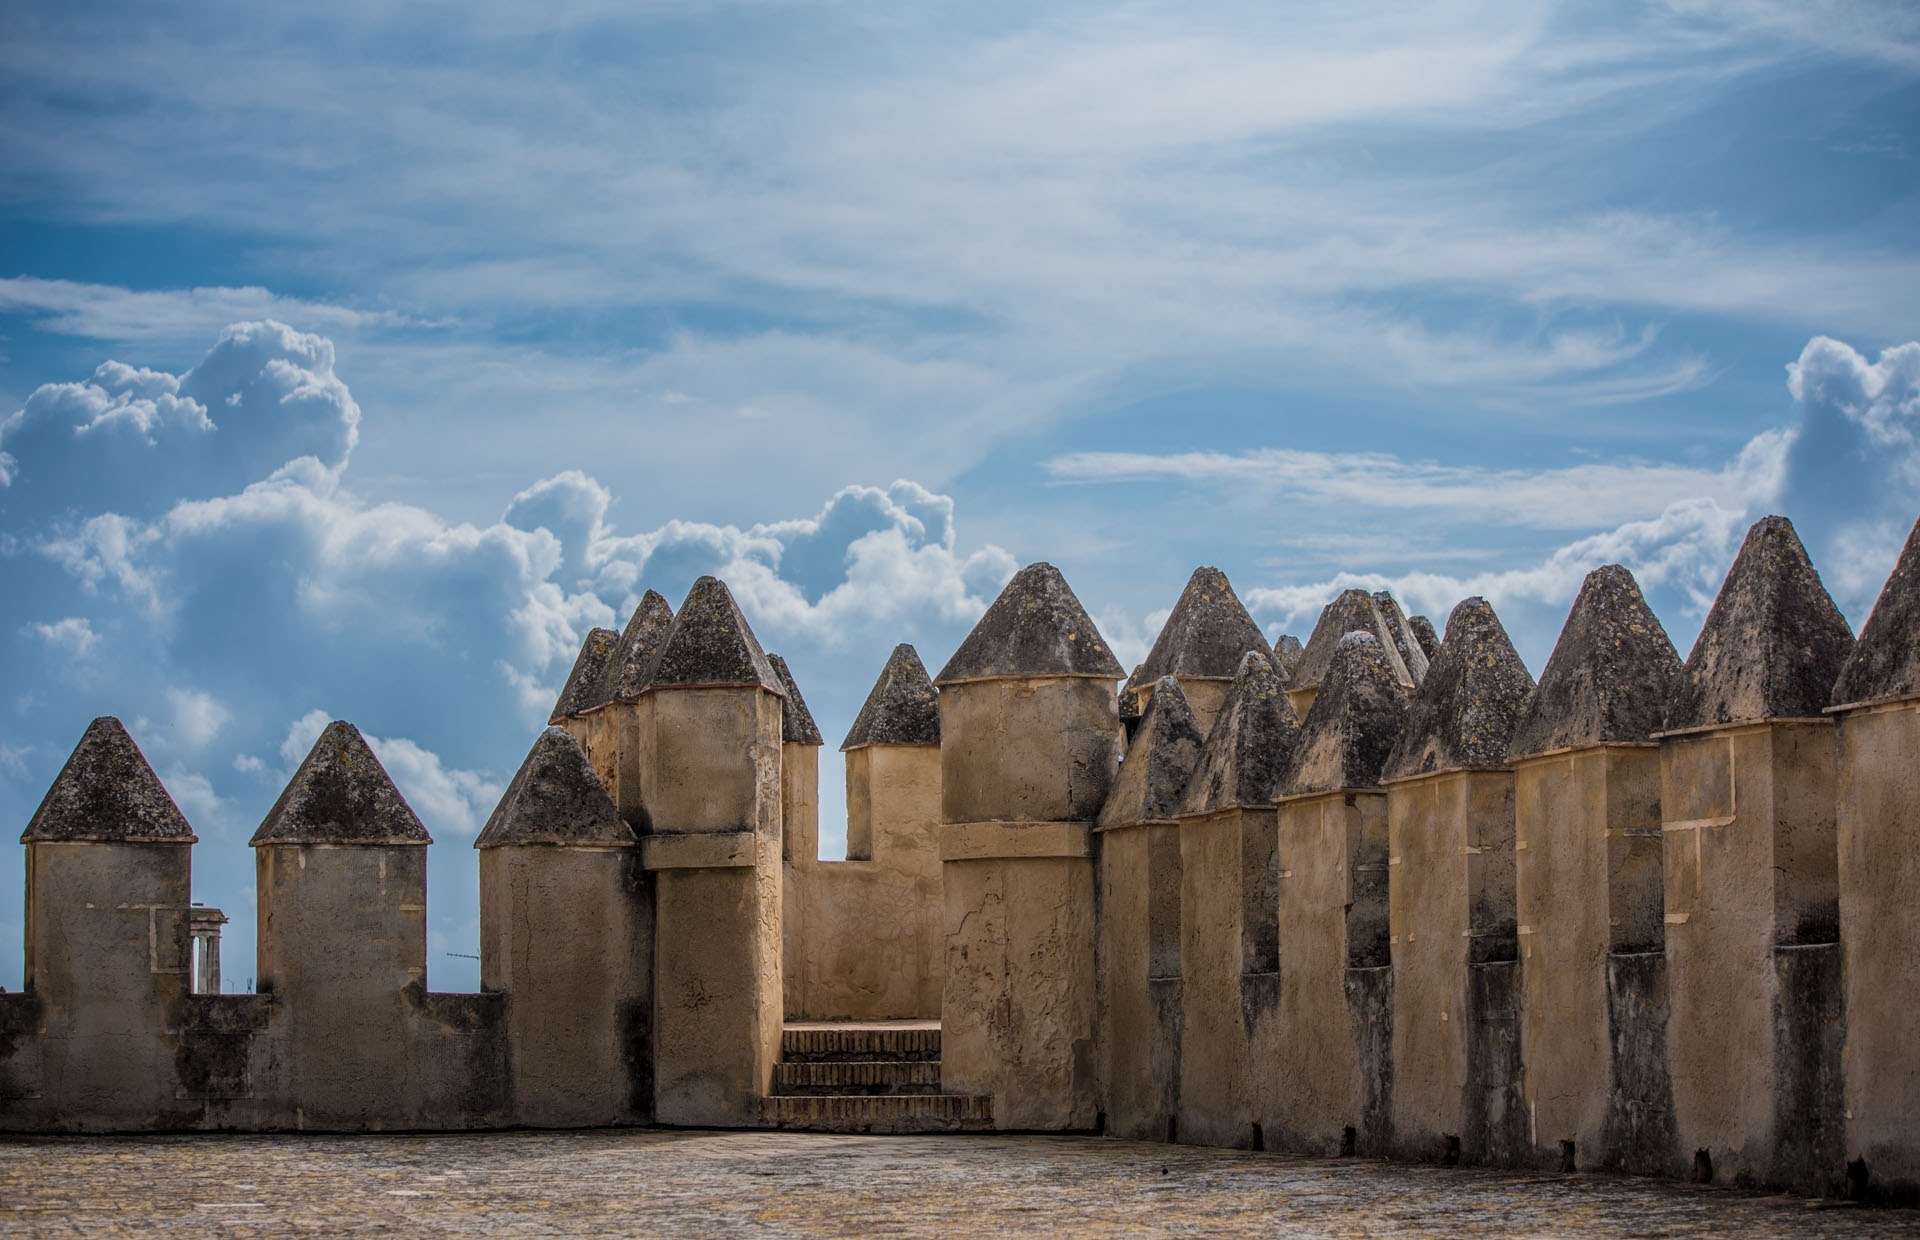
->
<box><xmin>167</xmin><ymin>688</ymin><xmax>230</xmax><ymax>749</ymax></box>
<box><xmin>276</xmin><ymin>709</ymin><xmax>502</xmax><ymax>840</ymax></box>
<box><xmin>24</xmin><ymin>617</ymin><xmax>99</xmax><ymax>661</ymax></box>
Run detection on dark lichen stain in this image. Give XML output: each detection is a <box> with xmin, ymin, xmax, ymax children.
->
<box><xmin>1294</xmin><ymin>591</ymin><xmax>1414</xmax><ymax>692</ymax></box>
<box><xmin>1408</xmin><ymin>614</ymin><xmax>1441</xmax><ymax>662</ymax></box>
<box><xmin>590</xmin><ymin>591</ymin><xmax>676</xmax><ymax>709</ymax></box>
<box><xmin>1284</xmin><ymin>632</ymin><xmax>1411</xmax><ymax>795</ymax></box>
<box><xmin>475</xmin><ymin>727</ymin><xmax>635</xmax><ymax>848</ymax></box>
<box><xmin>1098</xmin><ymin>677</ymin><xmax>1206</xmax><ymax>826</ymax></box>
<box><xmin>1384</xmin><ymin>597</ymin><xmax>1535</xmax><ymax>779</ymax></box>
<box><xmin>1508</xmin><ymin>565</ymin><xmax>1681</xmax><ymax>757</ymax></box>
<box><xmin>22</xmin><ymin>718</ymin><xmax>198</xmax><ymax>844</ymax></box>
<box><xmin>549</xmin><ymin>628</ymin><xmax>620</xmax><ymax>723</ymax></box>
<box><xmin>936</xmin><ymin>562</ymin><xmax>1124</xmax><ymax>683</ymax></box>
<box><xmin>249</xmin><ymin>720</ymin><xmax>432</xmax><ymax>845</ymax></box>
<box><xmin>842</xmin><ymin>644</ymin><xmax>941</xmax><ymax>749</ymax></box>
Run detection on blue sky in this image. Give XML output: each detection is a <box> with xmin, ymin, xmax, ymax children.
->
<box><xmin>1</xmin><ymin>1</ymin><xmax>1916</xmax><ymax>992</ymax></box>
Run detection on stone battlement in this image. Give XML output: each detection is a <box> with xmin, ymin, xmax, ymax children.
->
<box><xmin>3</xmin><ymin>514</ymin><xmax>1917</xmax><ymax>1200</ymax></box>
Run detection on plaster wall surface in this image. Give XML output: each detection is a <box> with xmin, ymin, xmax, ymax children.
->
<box><xmin>1662</xmin><ymin>721</ymin><xmax>1838</xmax><ymax>1188</ymax></box>
<box><xmin>1137</xmin><ymin>678</ymin><xmax>1232</xmax><ymax>739</ymax></box>
<box><xmin>1098</xmin><ymin>820</ymin><xmax>1182</xmax><ymax>1141</ymax></box>
<box><xmin>939</xmin><ymin>678</ymin><xmax>1121</xmax><ymax>823</ymax></box>
<box><xmin>1835</xmin><ymin>699</ymin><xmax>1920</xmax><ymax>1195</ymax></box>
<box><xmin>565</xmin><ymin>701</ymin><xmax>649</xmax><ymax>828</ymax></box>
<box><xmin>1387</xmin><ymin>770</ymin><xmax>1515</xmax><ymax>1162</ymax></box>
<box><xmin>1177</xmin><ymin>807</ymin><xmax>1253</xmax><ymax>1148</ymax></box>
<box><xmin>1513</xmin><ymin>745</ymin><xmax>1662</xmax><ymax>1169</ymax></box>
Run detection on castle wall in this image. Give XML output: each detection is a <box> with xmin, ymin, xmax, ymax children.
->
<box><xmin>1096</xmin><ymin>817</ymin><xmax>1182</xmax><ymax>1141</ymax></box>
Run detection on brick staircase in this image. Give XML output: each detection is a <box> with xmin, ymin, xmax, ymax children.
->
<box><xmin>763</xmin><ymin>1020</ymin><xmax>994</xmax><ymax>1133</ymax></box>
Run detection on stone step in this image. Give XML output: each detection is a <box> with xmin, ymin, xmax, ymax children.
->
<box><xmin>762</xmin><ymin>1092</ymin><xmax>994</xmax><ymax>1134</ymax></box>
<box><xmin>781</xmin><ymin>1020</ymin><xmax>941</xmax><ymax>1064</ymax></box>
<box><xmin>772</xmin><ymin>1060</ymin><xmax>944</xmax><ymax>1096</ymax></box>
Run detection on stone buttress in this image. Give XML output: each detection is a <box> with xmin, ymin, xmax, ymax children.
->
<box><xmin>936</xmin><ymin>563</ymin><xmax>1123</xmax><ymax>1130</ymax></box>
<box><xmin>477</xmin><ymin>727</ymin><xmax>649</xmax><ymax>1127</ymax></box>
<box><xmin>1505</xmin><ymin>567</ymin><xmax>1678</xmax><ymax>1174</ymax></box>
<box><xmin>1272</xmin><ymin>632</ymin><xmax>1408</xmax><ymax>1156</ymax></box>
<box><xmin>1381</xmin><ymin>597</ymin><xmax>1534</xmax><ymax>1165</ymax></box>
<box><xmin>1174</xmin><ymin>650</ymin><xmax>1299</xmax><ymax>1148</ymax></box>
<box><xmin>1119</xmin><ymin>566</ymin><xmax>1275</xmax><ymax>738</ymax></box>
<box><xmin>1095</xmin><ymin>676</ymin><xmax>1206</xmax><ymax>1142</ymax></box>
<box><xmin>1829</xmin><ymin>513</ymin><xmax>1920</xmax><ymax>1199</ymax></box>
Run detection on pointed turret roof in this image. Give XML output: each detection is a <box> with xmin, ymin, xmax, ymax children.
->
<box><xmin>767</xmin><ymin>655</ymin><xmax>825</xmax><ymax>746</ymax></box>
<box><xmin>645</xmin><ymin>576</ymin><xmax>785</xmax><ymax>694</ymax></box>
<box><xmin>587</xmin><ymin>590</ymin><xmax>675</xmax><ymax>709</ymax></box>
<box><xmin>1122</xmin><ymin>567</ymin><xmax>1271</xmax><ymax>703</ymax></box>
<box><xmin>1373</xmin><ymin>591</ymin><xmax>1431</xmax><ymax>685</ymax></box>
<box><xmin>1833</xmin><ymin>513</ymin><xmax>1920</xmax><ymax>706</ymax></box>
<box><xmin>1385</xmin><ymin>597</ymin><xmax>1536</xmax><ymax>779</ymax></box>
<box><xmin>1177</xmin><ymin>651</ymin><xmax>1300</xmax><ymax>814</ymax></box>
<box><xmin>1273</xmin><ymin>634</ymin><xmax>1303</xmax><ymax>679</ymax></box>
<box><xmin>549</xmin><ymin>627</ymin><xmax>619</xmax><ymax>724</ymax></box>
<box><xmin>1669</xmin><ymin>516</ymin><xmax>1854</xmax><ymax>728</ymax></box>
<box><xmin>842</xmin><ymin>644</ymin><xmax>940</xmax><ymax>749</ymax></box>
<box><xmin>1292</xmin><ymin>590</ymin><xmax>1414</xmax><ymax>692</ymax></box>
<box><xmin>1508</xmin><ymin>565</ymin><xmax>1681</xmax><ymax>757</ymax></box>
<box><xmin>1408</xmin><ymin>614</ymin><xmax>1440</xmax><ymax>662</ymax></box>
<box><xmin>475</xmin><ymin>727</ymin><xmax>634</xmax><ymax>848</ymax></box>
<box><xmin>936</xmin><ymin>562</ymin><xmax>1124</xmax><ymax>683</ymax></box>
<box><xmin>22</xmin><ymin>717</ymin><xmax>197</xmax><ymax>844</ymax></box>
<box><xmin>1099</xmin><ymin>677</ymin><xmax>1208</xmax><ymax>826</ymax></box>
<box><xmin>1284</xmin><ymin>633</ymin><xmax>1412</xmax><ymax>795</ymax></box>
<box><xmin>251</xmin><ymin>720</ymin><xmax>432</xmax><ymax>845</ymax></box>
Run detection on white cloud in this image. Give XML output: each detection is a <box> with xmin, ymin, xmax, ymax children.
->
<box><xmin>24</xmin><ymin>617</ymin><xmax>99</xmax><ymax>660</ymax></box>
<box><xmin>167</xmin><ymin>688</ymin><xmax>230</xmax><ymax>749</ymax></box>
<box><xmin>0</xmin><ymin>276</ymin><xmax>403</xmax><ymax>345</ymax></box>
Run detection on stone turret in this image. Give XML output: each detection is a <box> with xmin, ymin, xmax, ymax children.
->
<box><xmin>1508</xmin><ymin>565</ymin><xmax>1679</xmax><ymax>1174</ymax></box>
<box><xmin>477</xmin><ymin>727</ymin><xmax>647</xmax><ymax>1127</ymax></box>
<box><xmin>20</xmin><ymin>718</ymin><xmax>197</xmax><ymax>1128</ymax></box>
<box><xmin>1290</xmin><ymin>590</ymin><xmax>1415</xmax><ymax>718</ymax></box>
<box><xmin>1271</xmin><ymin>634</ymin><xmax>1408</xmax><ymax>1156</ymax></box>
<box><xmin>1659</xmin><ymin>515</ymin><xmax>1855</xmax><ymax>1192</ymax></box>
<box><xmin>1382</xmin><ymin>596</ymin><xmax>1533</xmax><ymax>1166</ymax></box>
<box><xmin>1175</xmin><ymin>650</ymin><xmax>1299</xmax><ymax>1149</ymax></box>
<box><xmin>1824</xmin><ymin>516</ymin><xmax>1920</xmax><ymax>1197</ymax></box>
<box><xmin>635</xmin><ymin>576</ymin><xmax>787</xmax><ymax>1126</ymax></box>
<box><xmin>769</xmin><ymin>653</ymin><xmax>823</xmax><ymax>867</ymax></box>
<box><xmin>549</xmin><ymin>627</ymin><xmax>619</xmax><ymax>725</ymax></box>
<box><xmin>937</xmin><ymin>562</ymin><xmax>1122</xmax><ymax>1129</ymax></box>
<box><xmin>594</xmin><ymin>590</ymin><xmax>676</xmax><ymax>707</ymax></box>
<box><xmin>558</xmin><ymin>594</ymin><xmax>674</xmax><ymax>826</ymax></box>
<box><xmin>1373</xmin><ymin>591</ymin><xmax>1431</xmax><ymax>688</ymax></box>
<box><xmin>1408</xmin><ymin>614</ymin><xmax>1440</xmax><ymax>662</ymax></box>
<box><xmin>1097</xmin><ymin>678</ymin><xmax>1207</xmax><ymax>1141</ymax></box>
<box><xmin>1273</xmin><ymin>634</ymin><xmax>1304</xmax><ymax>680</ymax></box>
<box><xmin>1123</xmin><ymin>567</ymin><xmax>1273</xmax><ymax>737</ymax></box>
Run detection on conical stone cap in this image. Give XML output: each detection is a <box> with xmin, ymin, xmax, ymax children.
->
<box><xmin>549</xmin><ymin>627</ymin><xmax>619</xmax><ymax>724</ymax></box>
<box><xmin>1178</xmin><ymin>651</ymin><xmax>1300</xmax><ymax>814</ymax></box>
<box><xmin>1099</xmin><ymin>677</ymin><xmax>1208</xmax><ymax>826</ymax></box>
<box><xmin>843</xmin><ymin>644</ymin><xmax>940</xmax><ymax>749</ymax></box>
<box><xmin>587</xmin><ymin>590</ymin><xmax>675</xmax><ymax>709</ymax></box>
<box><xmin>646</xmin><ymin>576</ymin><xmax>785</xmax><ymax>694</ymax></box>
<box><xmin>1508</xmin><ymin>565</ymin><xmax>1681</xmax><ymax>757</ymax></box>
<box><xmin>768</xmin><ymin>655</ymin><xmax>825</xmax><ymax>746</ymax></box>
<box><xmin>252</xmin><ymin>720</ymin><xmax>432</xmax><ymax>845</ymax></box>
<box><xmin>1285</xmin><ymin>633</ymin><xmax>1412</xmax><ymax>795</ymax></box>
<box><xmin>936</xmin><ymin>562</ymin><xmax>1123</xmax><ymax>684</ymax></box>
<box><xmin>1122</xmin><ymin>567</ymin><xmax>1271</xmax><ymax>703</ymax></box>
<box><xmin>1273</xmin><ymin>634</ymin><xmax>1304</xmax><ymax>679</ymax></box>
<box><xmin>1373</xmin><ymin>591</ymin><xmax>1431</xmax><ymax>685</ymax></box>
<box><xmin>23</xmin><ymin>717</ymin><xmax>197</xmax><ymax>844</ymax></box>
<box><xmin>1408</xmin><ymin>615</ymin><xmax>1440</xmax><ymax>662</ymax></box>
<box><xmin>1834</xmin><ymin>513</ymin><xmax>1920</xmax><ymax>706</ymax></box>
<box><xmin>1669</xmin><ymin>516</ymin><xmax>1854</xmax><ymax>728</ymax></box>
<box><xmin>476</xmin><ymin>727</ymin><xmax>634</xmax><ymax>848</ymax></box>
<box><xmin>1385</xmin><ymin>597</ymin><xmax>1536</xmax><ymax>778</ymax></box>
<box><xmin>1293</xmin><ymin>590</ymin><xmax>1414</xmax><ymax>692</ymax></box>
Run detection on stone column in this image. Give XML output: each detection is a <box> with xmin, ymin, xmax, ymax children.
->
<box><xmin>1508</xmin><ymin>567</ymin><xmax>1680</xmax><ymax>1175</ymax></box>
<box><xmin>477</xmin><ymin>727</ymin><xmax>648</xmax><ymax>1128</ymax></box>
<box><xmin>21</xmin><ymin>717</ymin><xmax>197</xmax><ymax>1129</ymax></box>
<box><xmin>636</xmin><ymin>576</ymin><xmax>787</xmax><ymax>1127</ymax></box>
<box><xmin>1382</xmin><ymin>597</ymin><xmax>1535</xmax><ymax>1166</ymax></box>
<box><xmin>1119</xmin><ymin>567</ymin><xmax>1275</xmax><ymax>737</ymax></box>
<box><xmin>1831</xmin><ymin>514</ymin><xmax>1920</xmax><ymax>1200</ymax></box>
<box><xmin>1095</xmin><ymin>676</ymin><xmax>1205</xmax><ymax>1141</ymax></box>
<box><xmin>1174</xmin><ymin>651</ymin><xmax>1299</xmax><ymax>1148</ymax></box>
<box><xmin>252</xmin><ymin>720</ymin><xmax>436</xmax><ymax>1129</ymax></box>
<box><xmin>936</xmin><ymin>562</ymin><xmax>1123</xmax><ymax>1131</ymax></box>
<box><xmin>1272</xmin><ymin>633</ymin><xmax>1408</xmax><ymax>1156</ymax></box>
<box><xmin>189</xmin><ymin>906</ymin><xmax>227</xmax><ymax>994</ymax></box>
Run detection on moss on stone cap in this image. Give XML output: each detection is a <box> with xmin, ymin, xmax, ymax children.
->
<box><xmin>22</xmin><ymin>717</ymin><xmax>197</xmax><ymax>844</ymax></box>
<box><xmin>1178</xmin><ymin>651</ymin><xmax>1300</xmax><ymax>814</ymax></box>
<box><xmin>548</xmin><ymin>627</ymin><xmax>619</xmax><ymax>724</ymax></box>
<box><xmin>842</xmin><ymin>644</ymin><xmax>940</xmax><ymax>750</ymax></box>
<box><xmin>1508</xmin><ymin>565</ymin><xmax>1681</xmax><ymax>757</ymax></box>
<box><xmin>768</xmin><ymin>654</ymin><xmax>825</xmax><ymax>746</ymax></box>
<box><xmin>1121</xmin><ymin>567</ymin><xmax>1272</xmax><ymax>704</ymax></box>
<box><xmin>1833</xmin><ymin>512</ymin><xmax>1920</xmax><ymax>707</ymax></box>
<box><xmin>586</xmin><ymin>590</ymin><xmax>675</xmax><ymax>710</ymax></box>
<box><xmin>1385</xmin><ymin>597</ymin><xmax>1535</xmax><ymax>779</ymax></box>
<box><xmin>1099</xmin><ymin>677</ymin><xmax>1208</xmax><ymax>827</ymax></box>
<box><xmin>1669</xmin><ymin>516</ymin><xmax>1854</xmax><ymax>728</ymax></box>
<box><xmin>1272</xmin><ymin>634</ymin><xmax>1304</xmax><ymax>679</ymax></box>
<box><xmin>1292</xmin><ymin>590</ymin><xmax>1414</xmax><ymax>693</ymax></box>
<box><xmin>1372</xmin><ymin>591</ymin><xmax>1430</xmax><ymax>686</ymax></box>
<box><xmin>1408</xmin><ymin>614</ymin><xmax>1440</xmax><ymax>662</ymax></box>
<box><xmin>475</xmin><ymin>727</ymin><xmax>633</xmax><ymax>848</ymax></box>
<box><xmin>251</xmin><ymin>720</ymin><xmax>431</xmax><ymax>846</ymax></box>
<box><xmin>936</xmin><ymin>562</ymin><xmax>1123</xmax><ymax>684</ymax></box>
<box><xmin>1285</xmin><ymin>632</ymin><xmax>1411</xmax><ymax>795</ymax></box>
<box><xmin>645</xmin><ymin>576</ymin><xmax>785</xmax><ymax>695</ymax></box>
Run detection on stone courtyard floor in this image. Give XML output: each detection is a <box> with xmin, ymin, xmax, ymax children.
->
<box><xmin>2</xmin><ymin>1129</ymin><xmax>1917</xmax><ymax>1238</ymax></box>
